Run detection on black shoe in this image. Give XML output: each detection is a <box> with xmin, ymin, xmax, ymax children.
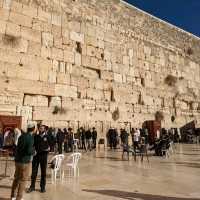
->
<box><xmin>26</xmin><ymin>187</ymin><xmax>35</xmax><ymax>193</ymax></box>
<box><xmin>40</xmin><ymin>188</ymin><xmax>46</xmax><ymax>193</ymax></box>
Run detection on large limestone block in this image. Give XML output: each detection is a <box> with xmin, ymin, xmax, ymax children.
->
<box><xmin>0</xmin><ymin>49</ymin><xmax>21</xmax><ymax>64</ymax></box>
<box><xmin>49</xmin><ymin>96</ymin><xmax>61</xmax><ymax>107</ymax></box>
<box><xmin>16</xmin><ymin>105</ymin><xmax>32</xmax><ymax>120</ymax></box>
<box><xmin>0</xmin><ymin>77</ymin><xmax>55</xmax><ymax>96</ymax></box>
<box><xmin>64</xmin><ymin>50</ymin><xmax>74</xmax><ymax>63</ymax></box>
<box><xmin>86</xmin><ymin>88</ymin><xmax>104</xmax><ymax>100</ymax></box>
<box><xmin>57</xmin><ymin>73</ymin><xmax>70</xmax><ymax>85</ymax></box>
<box><xmin>21</xmin><ymin>27</ymin><xmax>41</xmax><ymax>43</ymax></box>
<box><xmin>70</xmin><ymin>76</ymin><xmax>88</xmax><ymax>89</ymax></box>
<box><xmin>42</xmin><ymin>32</ymin><xmax>54</xmax><ymax>47</ymax></box>
<box><xmin>101</xmin><ymin>71</ymin><xmax>114</xmax><ymax>81</ymax></box>
<box><xmin>70</xmin><ymin>31</ymin><xmax>84</xmax><ymax>43</ymax></box>
<box><xmin>86</xmin><ymin>45</ymin><xmax>96</xmax><ymax>57</ymax></box>
<box><xmin>16</xmin><ymin>66</ymin><xmax>40</xmax><ymax>81</ymax></box>
<box><xmin>24</xmin><ymin>95</ymin><xmax>48</xmax><ymax>107</ymax></box>
<box><xmin>27</xmin><ymin>41</ymin><xmax>41</xmax><ymax>57</ymax></box>
<box><xmin>38</xmin><ymin>8</ymin><xmax>51</xmax><ymax>23</ymax></box>
<box><xmin>48</xmin><ymin>71</ymin><xmax>57</xmax><ymax>83</ymax></box>
<box><xmin>75</xmin><ymin>53</ymin><xmax>82</xmax><ymax>66</ymax></box>
<box><xmin>0</xmin><ymin>19</ymin><xmax>6</xmax><ymax>34</ymax></box>
<box><xmin>10</xmin><ymin>1</ymin><xmax>22</xmax><ymax>13</ymax></box>
<box><xmin>0</xmin><ymin>90</ymin><xmax>23</xmax><ymax>105</ymax></box>
<box><xmin>9</xmin><ymin>11</ymin><xmax>32</xmax><ymax>28</ymax></box>
<box><xmin>6</xmin><ymin>22</ymin><xmax>21</xmax><ymax>37</ymax></box>
<box><xmin>3</xmin><ymin>0</ymin><xmax>12</xmax><ymax>9</ymax></box>
<box><xmin>41</xmin><ymin>46</ymin><xmax>52</xmax><ymax>59</ymax></box>
<box><xmin>52</xmin><ymin>47</ymin><xmax>63</xmax><ymax>61</ymax></box>
<box><xmin>51</xmin><ymin>13</ymin><xmax>62</xmax><ymax>26</ymax></box>
<box><xmin>113</xmin><ymin>73</ymin><xmax>123</xmax><ymax>83</ymax></box>
<box><xmin>22</xmin><ymin>4</ymin><xmax>37</xmax><ymax>18</ymax></box>
<box><xmin>55</xmin><ymin>84</ymin><xmax>77</xmax><ymax>98</ymax></box>
<box><xmin>0</xmin><ymin>7</ymin><xmax>9</xmax><ymax>20</ymax></box>
<box><xmin>33</xmin><ymin>106</ymin><xmax>79</xmax><ymax>121</ymax></box>
<box><xmin>82</xmin><ymin>68</ymin><xmax>99</xmax><ymax>79</ymax></box>
<box><xmin>0</xmin><ymin>104</ymin><xmax>16</xmax><ymax>115</ymax></box>
<box><xmin>82</xmin><ymin>99</ymin><xmax>96</xmax><ymax>110</ymax></box>
<box><xmin>62</xmin><ymin>98</ymin><xmax>82</xmax><ymax>110</ymax></box>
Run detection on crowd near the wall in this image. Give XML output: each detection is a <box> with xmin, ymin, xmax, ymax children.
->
<box><xmin>0</xmin><ymin>123</ymin><xmax>200</xmax><ymax>200</ymax></box>
<box><xmin>1</xmin><ymin>125</ymin><xmax>200</xmax><ymax>156</ymax></box>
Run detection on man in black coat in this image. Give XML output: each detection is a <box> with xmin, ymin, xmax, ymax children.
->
<box><xmin>80</xmin><ymin>127</ymin><xmax>86</xmax><ymax>151</ymax></box>
<box><xmin>56</xmin><ymin>129</ymin><xmax>65</xmax><ymax>154</ymax></box>
<box><xmin>85</xmin><ymin>128</ymin><xmax>92</xmax><ymax>151</ymax></box>
<box><xmin>92</xmin><ymin>127</ymin><xmax>97</xmax><ymax>149</ymax></box>
<box><xmin>27</xmin><ymin>125</ymin><xmax>50</xmax><ymax>193</ymax></box>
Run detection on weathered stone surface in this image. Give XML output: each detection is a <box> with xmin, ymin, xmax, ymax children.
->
<box><xmin>0</xmin><ymin>0</ymin><xmax>199</xmax><ymax>131</ymax></box>
<box><xmin>55</xmin><ymin>84</ymin><xmax>77</xmax><ymax>98</ymax></box>
<box><xmin>24</xmin><ymin>95</ymin><xmax>48</xmax><ymax>107</ymax></box>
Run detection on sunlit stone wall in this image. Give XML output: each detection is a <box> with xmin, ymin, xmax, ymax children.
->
<box><xmin>0</xmin><ymin>0</ymin><xmax>200</xmax><ymax>137</ymax></box>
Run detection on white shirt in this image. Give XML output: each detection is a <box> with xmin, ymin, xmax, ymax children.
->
<box><xmin>134</xmin><ymin>130</ymin><xmax>140</xmax><ymax>142</ymax></box>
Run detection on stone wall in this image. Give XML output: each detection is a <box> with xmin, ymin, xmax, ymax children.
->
<box><xmin>0</xmin><ymin>0</ymin><xmax>200</xmax><ymax>137</ymax></box>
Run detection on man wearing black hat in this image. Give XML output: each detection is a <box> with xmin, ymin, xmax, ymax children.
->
<box><xmin>27</xmin><ymin>125</ymin><xmax>50</xmax><ymax>193</ymax></box>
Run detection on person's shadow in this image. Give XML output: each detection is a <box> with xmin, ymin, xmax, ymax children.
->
<box><xmin>83</xmin><ymin>189</ymin><xmax>200</xmax><ymax>200</ymax></box>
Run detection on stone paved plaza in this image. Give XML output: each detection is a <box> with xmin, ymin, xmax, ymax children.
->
<box><xmin>1</xmin><ymin>144</ymin><xmax>200</xmax><ymax>200</ymax></box>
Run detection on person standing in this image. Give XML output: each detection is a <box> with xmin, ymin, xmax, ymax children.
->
<box><xmin>120</xmin><ymin>128</ymin><xmax>129</xmax><ymax>146</ymax></box>
<box><xmin>85</xmin><ymin>128</ymin><xmax>92</xmax><ymax>151</ymax></box>
<box><xmin>92</xmin><ymin>127</ymin><xmax>97</xmax><ymax>149</ymax></box>
<box><xmin>11</xmin><ymin>123</ymin><xmax>35</xmax><ymax>200</ymax></box>
<box><xmin>27</xmin><ymin>125</ymin><xmax>50</xmax><ymax>193</ymax></box>
<box><xmin>133</xmin><ymin>128</ymin><xmax>140</xmax><ymax>152</ymax></box>
<box><xmin>56</xmin><ymin>129</ymin><xmax>65</xmax><ymax>154</ymax></box>
<box><xmin>80</xmin><ymin>127</ymin><xmax>86</xmax><ymax>151</ymax></box>
<box><xmin>0</xmin><ymin>127</ymin><xmax>3</xmax><ymax>149</ymax></box>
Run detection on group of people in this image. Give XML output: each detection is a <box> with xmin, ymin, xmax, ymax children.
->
<box><xmin>0</xmin><ymin>126</ymin><xmax>98</xmax><ymax>155</ymax></box>
<box><xmin>9</xmin><ymin>123</ymin><xmax>50</xmax><ymax>200</ymax></box>
<box><xmin>47</xmin><ymin>126</ymin><xmax>98</xmax><ymax>154</ymax></box>
<box><xmin>107</xmin><ymin>127</ymin><xmax>149</xmax><ymax>150</ymax></box>
<box><xmin>0</xmin><ymin>123</ymin><xmax>192</xmax><ymax>200</ymax></box>
<box><xmin>106</xmin><ymin>127</ymin><xmax>181</xmax><ymax>157</ymax></box>
<box><xmin>0</xmin><ymin>124</ymin><xmax>98</xmax><ymax>200</ymax></box>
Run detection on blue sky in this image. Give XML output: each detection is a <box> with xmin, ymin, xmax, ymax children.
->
<box><xmin>126</xmin><ymin>0</ymin><xmax>200</xmax><ymax>37</ymax></box>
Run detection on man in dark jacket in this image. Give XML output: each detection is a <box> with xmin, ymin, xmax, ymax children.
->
<box><xmin>85</xmin><ymin>128</ymin><xmax>92</xmax><ymax>151</ymax></box>
<box><xmin>120</xmin><ymin>129</ymin><xmax>129</xmax><ymax>145</ymax></box>
<box><xmin>92</xmin><ymin>127</ymin><xmax>97</xmax><ymax>149</ymax></box>
<box><xmin>11</xmin><ymin>123</ymin><xmax>35</xmax><ymax>200</ymax></box>
<box><xmin>80</xmin><ymin>127</ymin><xmax>86</xmax><ymax>151</ymax></box>
<box><xmin>56</xmin><ymin>129</ymin><xmax>65</xmax><ymax>154</ymax></box>
<box><xmin>27</xmin><ymin>125</ymin><xmax>50</xmax><ymax>193</ymax></box>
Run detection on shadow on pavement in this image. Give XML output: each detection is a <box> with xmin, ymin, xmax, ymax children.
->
<box><xmin>83</xmin><ymin>189</ymin><xmax>200</xmax><ymax>200</ymax></box>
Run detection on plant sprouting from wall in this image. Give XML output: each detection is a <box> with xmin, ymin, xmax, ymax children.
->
<box><xmin>2</xmin><ymin>34</ymin><xmax>20</xmax><ymax>47</ymax></box>
<box><xmin>52</xmin><ymin>106</ymin><xmax>66</xmax><ymax>115</ymax></box>
<box><xmin>112</xmin><ymin>108</ymin><xmax>120</xmax><ymax>121</ymax></box>
<box><xmin>164</xmin><ymin>75</ymin><xmax>177</xmax><ymax>87</ymax></box>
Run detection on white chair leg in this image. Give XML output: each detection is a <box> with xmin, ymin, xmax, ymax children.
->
<box><xmin>55</xmin><ymin>171</ymin><xmax>57</xmax><ymax>183</ymax></box>
<box><xmin>77</xmin><ymin>167</ymin><xmax>79</xmax><ymax>177</ymax></box>
<box><xmin>51</xmin><ymin>170</ymin><xmax>54</xmax><ymax>184</ymax></box>
<box><xmin>74</xmin><ymin>167</ymin><xmax>76</xmax><ymax>177</ymax></box>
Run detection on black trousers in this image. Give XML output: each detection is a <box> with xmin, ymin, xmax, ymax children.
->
<box><xmin>58</xmin><ymin>143</ymin><xmax>63</xmax><ymax>154</ymax></box>
<box><xmin>30</xmin><ymin>153</ymin><xmax>48</xmax><ymax>190</ymax></box>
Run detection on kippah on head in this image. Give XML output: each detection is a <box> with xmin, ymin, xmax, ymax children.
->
<box><xmin>27</xmin><ymin>123</ymin><xmax>35</xmax><ymax>129</ymax></box>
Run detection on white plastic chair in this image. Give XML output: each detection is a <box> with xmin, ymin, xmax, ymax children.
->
<box><xmin>50</xmin><ymin>154</ymin><xmax>65</xmax><ymax>183</ymax></box>
<box><xmin>65</xmin><ymin>153</ymin><xmax>81</xmax><ymax>177</ymax></box>
<box><xmin>169</xmin><ymin>141</ymin><xmax>174</xmax><ymax>154</ymax></box>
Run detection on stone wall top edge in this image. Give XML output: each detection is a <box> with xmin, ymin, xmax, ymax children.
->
<box><xmin>121</xmin><ymin>0</ymin><xmax>200</xmax><ymax>41</ymax></box>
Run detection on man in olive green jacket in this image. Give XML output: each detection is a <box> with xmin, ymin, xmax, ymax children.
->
<box><xmin>11</xmin><ymin>123</ymin><xmax>35</xmax><ymax>200</ymax></box>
